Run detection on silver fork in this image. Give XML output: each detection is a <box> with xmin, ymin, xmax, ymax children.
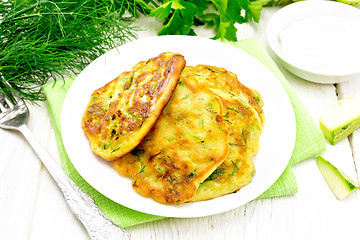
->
<box><xmin>0</xmin><ymin>85</ymin><xmax>131</xmax><ymax>240</ymax></box>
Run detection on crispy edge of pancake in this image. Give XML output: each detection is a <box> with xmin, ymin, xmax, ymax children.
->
<box><xmin>82</xmin><ymin>52</ymin><xmax>186</xmax><ymax>161</ymax></box>
<box><xmin>113</xmin><ymin>76</ymin><xmax>229</xmax><ymax>204</ymax></box>
<box><xmin>190</xmin><ymin>89</ymin><xmax>263</xmax><ymax>202</ymax></box>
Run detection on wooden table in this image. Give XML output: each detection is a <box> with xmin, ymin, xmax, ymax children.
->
<box><xmin>1</xmin><ymin>7</ymin><xmax>359</xmax><ymax>240</ymax></box>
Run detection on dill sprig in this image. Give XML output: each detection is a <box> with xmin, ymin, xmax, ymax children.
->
<box><xmin>0</xmin><ymin>0</ymin><xmax>140</xmax><ymax>102</ymax></box>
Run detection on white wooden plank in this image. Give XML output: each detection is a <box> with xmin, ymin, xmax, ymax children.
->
<box><xmin>28</xmin><ymin>164</ymin><xmax>89</xmax><ymax>240</ymax></box>
<box><xmin>27</xmin><ymin>105</ymin><xmax>90</xmax><ymax>240</ymax></box>
<box><xmin>0</xmin><ymin>102</ymin><xmax>51</xmax><ymax>240</ymax></box>
<box><xmin>0</xmin><ymin>131</ymin><xmax>40</xmax><ymax>240</ymax></box>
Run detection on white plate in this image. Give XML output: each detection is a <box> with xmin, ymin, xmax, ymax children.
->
<box><xmin>61</xmin><ymin>35</ymin><xmax>296</xmax><ymax>218</ymax></box>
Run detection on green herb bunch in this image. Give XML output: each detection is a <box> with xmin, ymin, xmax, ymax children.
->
<box><xmin>137</xmin><ymin>0</ymin><xmax>270</xmax><ymax>41</ymax></box>
<box><xmin>0</xmin><ymin>0</ymin><xmax>139</xmax><ymax>102</ymax></box>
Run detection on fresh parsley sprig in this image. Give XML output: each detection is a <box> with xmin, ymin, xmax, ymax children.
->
<box><xmin>140</xmin><ymin>0</ymin><xmax>270</xmax><ymax>41</ymax></box>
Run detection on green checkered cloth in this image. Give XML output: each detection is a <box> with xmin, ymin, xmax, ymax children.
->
<box><xmin>42</xmin><ymin>37</ymin><xmax>326</xmax><ymax>228</ymax></box>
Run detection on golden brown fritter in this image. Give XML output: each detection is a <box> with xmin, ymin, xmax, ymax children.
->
<box><xmin>82</xmin><ymin>52</ymin><xmax>186</xmax><ymax>161</ymax></box>
<box><xmin>113</xmin><ymin>75</ymin><xmax>229</xmax><ymax>204</ymax></box>
<box><xmin>113</xmin><ymin>64</ymin><xmax>265</xmax><ymax>204</ymax></box>
<box><xmin>191</xmin><ymin>89</ymin><xmax>263</xmax><ymax>202</ymax></box>
<box><xmin>181</xmin><ymin>65</ymin><xmax>264</xmax><ymax>126</ymax></box>
<box><xmin>180</xmin><ymin>65</ymin><xmax>264</xmax><ymax>202</ymax></box>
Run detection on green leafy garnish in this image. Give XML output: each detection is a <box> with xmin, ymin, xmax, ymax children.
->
<box><xmin>144</xmin><ymin>0</ymin><xmax>269</xmax><ymax>41</ymax></box>
<box><xmin>0</xmin><ymin>0</ymin><xmax>138</xmax><ymax>101</ymax></box>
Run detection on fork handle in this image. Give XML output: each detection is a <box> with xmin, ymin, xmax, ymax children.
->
<box><xmin>19</xmin><ymin>125</ymin><xmax>131</xmax><ymax>240</ymax></box>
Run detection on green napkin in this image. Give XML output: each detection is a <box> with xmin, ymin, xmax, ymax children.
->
<box><xmin>42</xmin><ymin>37</ymin><xmax>325</xmax><ymax>228</ymax></box>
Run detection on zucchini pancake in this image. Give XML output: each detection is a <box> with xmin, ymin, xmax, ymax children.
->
<box><xmin>113</xmin><ymin>75</ymin><xmax>229</xmax><ymax>204</ymax></box>
<box><xmin>181</xmin><ymin>65</ymin><xmax>264</xmax><ymax>126</ymax></box>
<box><xmin>82</xmin><ymin>52</ymin><xmax>186</xmax><ymax>160</ymax></box>
<box><xmin>190</xmin><ymin>88</ymin><xmax>263</xmax><ymax>202</ymax></box>
<box><xmin>82</xmin><ymin>53</ymin><xmax>264</xmax><ymax>205</ymax></box>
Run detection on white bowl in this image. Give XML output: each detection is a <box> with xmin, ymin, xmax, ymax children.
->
<box><xmin>267</xmin><ymin>1</ymin><xmax>360</xmax><ymax>84</ymax></box>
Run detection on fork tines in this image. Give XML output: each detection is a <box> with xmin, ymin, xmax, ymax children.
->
<box><xmin>0</xmin><ymin>93</ymin><xmax>14</xmax><ymax>112</ymax></box>
<box><xmin>0</xmin><ymin>81</ymin><xmax>24</xmax><ymax>114</ymax></box>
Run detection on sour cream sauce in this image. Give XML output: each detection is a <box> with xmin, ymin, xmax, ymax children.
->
<box><xmin>278</xmin><ymin>15</ymin><xmax>360</xmax><ymax>75</ymax></box>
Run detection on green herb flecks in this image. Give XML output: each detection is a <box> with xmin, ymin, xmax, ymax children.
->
<box><xmin>228</xmin><ymin>142</ymin><xmax>243</xmax><ymax>147</ymax></box>
<box><xmin>205</xmin><ymin>168</ymin><xmax>225</xmax><ymax>181</ymax></box>
<box><xmin>187</xmin><ymin>132</ymin><xmax>204</xmax><ymax>142</ymax></box>
<box><xmin>127</xmin><ymin>112</ymin><xmax>141</xmax><ymax>119</ymax></box>
<box><xmin>227</xmin><ymin>107</ymin><xmax>239</xmax><ymax>114</ymax></box>
<box><xmin>199</xmin><ymin>119</ymin><xmax>204</xmax><ymax>128</ymax></box>
<box><xmin>155</xmin><ymin>164</ymin><xmax>165</xmax><ymax>174</ymax></box>
<box><xmin>167</xmin><ymin>155</ymin><xmax>173</xmax><ymax>163</ymax></box>
<box><xmin>130</xmin><ymin>148</ymin><xmax>145</xmax><ymax>161</ymax></box>
<box><xmin>131</xmin><ymin>147</ymin><xmax>144</xmax><ymax>156</ymax></box>
<box><xmin>166</xmin><ymin>174</ymin><xmax>175</xmax><ymax>184</ymax></box>
<box><xmin>187</xmin><ymin>169</ymin><xmax>197</xmax><ymax>179</ymax></box>
<box><xmin>139</xmin><ymin>165</ymin><xmax>147</xmax><ymax>174</ymax></box>
<box><xmin>206</xmin><ymin>102</ymin><xmax>214</xmax><ymax>112</ymax></box>
<box><xmin>0</xmin><ymin>0</ymin><xmax>138</xmax><ymax>102</ymax></box>
<box><xmin>111</xmin><ymin>146</ymin><xmax>121</xmax><ymax>153</ymax></box>
<box><xmin>181</xmin><ymin>94</ymin><xmax>190</xmax><ymax>100</ymax></box>
<box><xmin>228</xmin><ymin>107</ymin><xmax>245</xmax><ymax>118</ymax></box>
<box><xmin>223</xmin><ymin>119</ymin><xmax>232</xmax><ymax>124</ymax></box>
<box><xmin>231</xmin><ymin>160</ymin><xmax>240</xmax><ymax>176</ymax></box>
<box><xmin>163</xmin><ymin>99</ymin><xmax>173</xmax><ymax>115</ymax></box>
<box><xmin>206</xmin><ymin>67</ymin><xmax>221</xmax><ymax>74</ymax></box>
<box><xmin>103</xmin><ymin>143</ymin><xmax>110</xmax><ymax>150</ymax></box>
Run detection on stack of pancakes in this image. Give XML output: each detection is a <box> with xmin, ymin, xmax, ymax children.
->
<box><xmin>82</xmin><ymin>52</ymin><xmax>264</xmax><ymax>205</ymax></box>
